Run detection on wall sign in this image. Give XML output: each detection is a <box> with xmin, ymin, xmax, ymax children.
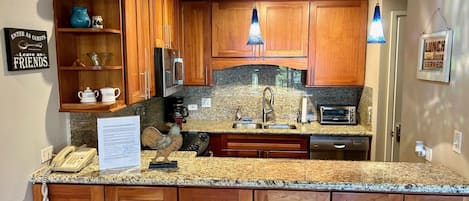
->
<box><xmin>416</xmin><ymin>30</ymin><xmax>453</xmax><ymax>83</ymax></box>
<box><xmin>3</xmin><ymin>28</ymin><xmax>50</xmax><ymax>71</ymax></box>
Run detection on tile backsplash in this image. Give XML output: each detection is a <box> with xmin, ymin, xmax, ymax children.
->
<box><xmin>70</xmin><ymin>65</ymin><xmax>364</xmax><ymax>147</ymax></box>
<box><xmin>175</xmin><ymin>65</ymin><xmax>363</xmax><ymax>122</ymax></box>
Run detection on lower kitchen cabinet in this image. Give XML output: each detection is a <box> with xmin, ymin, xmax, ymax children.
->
<box><xmin>33</xmin><ymin>184</ymin><xmax>104</xmax><ymax>201</ymax></box>
<box><xmin>179</xmin><ymin>187</ymin><xmax>253</xmax><ymax>201</ymax></box>
<box><xmin>332</xmin><ymin>192</ymin><xmax>403</xmax><ymax>201</ymax></box>
<box><xmin>105</xmin><ymin>186</ymin><xmax>177</xmax><ymax>201</ymax></box>
<box><xmin>405</xmin><ymin>195</ymin><xmax>469</xmax><ymax>201</ymax></box>
<box><xmin>256</xmin><ymin>190</ymin><xmax>330</xmax><ymax>201</ymax></box>
<box><xmin>209</xmin><ymin>134</ymin><xmax>309</xmax><ymax>159</ymax></box>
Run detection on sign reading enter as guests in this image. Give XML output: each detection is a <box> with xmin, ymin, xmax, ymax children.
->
<box><xmin>3</xmin><ymin>28</ymin><xmax>50</xmax><ymax>71</ymax></box>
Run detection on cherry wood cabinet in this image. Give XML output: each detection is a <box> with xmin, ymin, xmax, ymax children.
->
<box><xmin>181</xmin><ymin>1</ymin><xmax>212</xmax><ymax>86</ymax></box>
<box><xmin>256</xmin><ymin>190</ymin><xmax>330</xmax><ymax>201</ymax></box>
<box><xmin>33</xmin><ymin>184</ymin><xmax>104</xmax><ymax>201</ymax></box>
<box><xmin>307</xmin><ymin>0</ymin><xmax>367</xmax><ymax>86</ymax></box>
<box><xmin>258</xmin><ymin>1</ymin><xmax>309</xmax><ymax>58</ymax></box>
<box><xmin>210</xmin><ymin>1</ymin><xmax>309</xmax><ymax>70</ymax></box>
<box><xmin>105</xmin><ymin>186</ymin><xmax>177</xmax><ymax>201</ymax></box>
<box><xmin>209</xmin><ymin>134</ymin><xmax>309</xmax><ymax>159</ymax></box>
<box><xmin>124</xmin><ymin>0</ymin><xmax>156</xmax><ymax>104</ymax></box>
<box><xmin>179</xmin><ymin>188</ymin><xmax>253</xmax><ymax>201</ymax></box>
<box><xmin>152</xmin><ymin>0</ymin><xmax>179</xmax><ymax>49</ymax></box>
<box><xmin>53</xmin><ymin>0</ymin><xmax>126</xmax><ymax>112</ymax></box>
<box><xmin>332</xmin><ymin>192</ymin><xmax>403</xmax><ymax>201</ymax></box>
<box><xmin>405</xmin><ymin>195</ymin><xmax>469</xmax><ymax>201</ymax></box>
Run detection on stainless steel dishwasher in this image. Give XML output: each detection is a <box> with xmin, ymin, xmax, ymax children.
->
<box><xmin>309</xmin><ymin>135</ymin><xmax>370</xmax><ymax>160</ymax></box>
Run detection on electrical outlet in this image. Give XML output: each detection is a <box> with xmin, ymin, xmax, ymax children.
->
<box><xmin>41</xmin><ymin>145</ymin><xmax>54</xmax><ymax>163</ymax></box>
<box><xmin>453</xmin><ymin>130</ymin><xmax>463</xmax><ymax>154</ymax></box>
<box><xmin>424</xmin><ymin>146</ymin><xmax>432</xmax><ymax>161</ymax></box>
<box><xmin>188</xmin><ymin>104</ymin><xmax>198</xmax><ymax>111</ymax></box>
<box><xmin>201</xmin><ymin>98</ymin><xmax>211</xmax><ymax>108</ymax></box>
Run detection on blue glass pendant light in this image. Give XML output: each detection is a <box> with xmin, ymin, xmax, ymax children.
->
<box><xmin>367</xmin><ymin>2</ymin><xmax>386</xmax><ymax>43</ymax></box>
<box><xmin>247</xmin><ymin>7</ymin><xmax>264</xmax><ymax>45</ymax></box>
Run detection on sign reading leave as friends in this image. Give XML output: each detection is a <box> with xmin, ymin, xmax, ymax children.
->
<box><xmin>3</xmin><ymin>28</ymin><xmax>50</xmax><ymax>71</ymax></box>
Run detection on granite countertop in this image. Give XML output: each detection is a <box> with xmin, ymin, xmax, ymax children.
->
<box><xmin>181</xmin><ymin>119</ymin><xmax>372</xmax><ymax>136</ymax></box>
<box><xmin>31</xmin><ymin>151</ymin><xmax>469</xmax><ymax>194</ymax></box>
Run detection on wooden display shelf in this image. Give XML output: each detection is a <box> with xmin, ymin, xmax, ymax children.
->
<box><xmin>57</xmin><ymin>28</ymin><xmax>121</xmax><ymax>34</ymax></box>
<box><xmin>60</xmin><ymin>66</ymin><xmax>123</xmax><ymax>71</ymax></box>
<box><xmin>60</xmin><ymin>100</ymin><xmax>126</xmax><ymax>113</ymax></box>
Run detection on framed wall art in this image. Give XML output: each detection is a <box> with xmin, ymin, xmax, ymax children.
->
<box><xmin>416</xmin><ymin>29</ymin><xmax>453</xmax><ymax>83</ymax></box>
<box><xmin>3</xmin><ymin>28</ymin><xmax>50</xmax><ymax>71</ymax></box>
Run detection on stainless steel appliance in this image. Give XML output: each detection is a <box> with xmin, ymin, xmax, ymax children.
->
<box><xmin>154</xmin><ymin>48</ymin><xmax>184</xmax><ymax>97</ymax></box>
<box><xmin>310</xmin><ymin>135</ymin><xmax>370</xmax><ymax>160</ymax></box>
<box><xmin>319</xmin><ymin>105</ymin><xmax>357</xmax><ymax>125</ymax></box>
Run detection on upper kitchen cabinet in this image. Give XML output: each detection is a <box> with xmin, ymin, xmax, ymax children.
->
<box><xmin>123</xmin><ymin>0</ymin><xmax>155</xmax><ymax>104</ymax></box>
<box><xmin>153</xmin><ymin>0</ymin><xmax>180</xmax><ymax>49</ymax></box>
<box><xmin>53</xmin><ymin>0</ymin><xmax>126</xmax><ymax>112</ymax></box>
<box><xmin>181</xmin><ymin>1</ymin><xmax>212</xmax><ymax>86</ymax></box>
<box><xmin>258</xmin><ymin>1</ymin><xmax>309</xmax><ymax>57</ymax></box>
<box><xmin>211</xmin><ymin>1</ymin><xmax>309</xmax><ymax>70</ymax></box>
<box><xmin>307</xmin><ymin>0</ymin><xmax>367</xmax><ymax>86</ymax></box>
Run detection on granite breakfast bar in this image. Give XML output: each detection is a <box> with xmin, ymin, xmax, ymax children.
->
<box><xmin>31</xmin><ymin>151</ymin><xmax>469</xmax><ymax>201</ymax></box>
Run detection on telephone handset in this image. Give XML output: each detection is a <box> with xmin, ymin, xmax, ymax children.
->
<box><xmin>50</xmin><ymin>145</ymin><xmax>97</xmax><ymax>172</ymax></box>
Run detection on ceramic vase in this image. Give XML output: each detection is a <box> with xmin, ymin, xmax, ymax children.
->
<box><xmin>70</xmin><ymin>6</ymin><xmax>91</xmax><ymax>28</ymax></box>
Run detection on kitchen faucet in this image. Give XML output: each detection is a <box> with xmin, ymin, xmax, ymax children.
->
<box><xmin>262</xmin><ymin>87</ymin><xmax>274</xmax><ymax>123</ymax></box>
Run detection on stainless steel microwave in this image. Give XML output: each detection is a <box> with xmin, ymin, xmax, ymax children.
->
<box><xmin>154</xmin><ymin>48</ymin><xmax>184</xmax><ymax>97</ymax></box>
<box><xmin>319</xmin><ymin>105</ymin><xmax>357</xmax><ymax>125</ymax></box>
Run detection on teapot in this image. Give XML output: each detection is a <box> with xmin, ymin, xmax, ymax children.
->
<box><xmin>78</xmin><ymin>87</ymin><xmax>99</xmax><ymax>103</ymax></box>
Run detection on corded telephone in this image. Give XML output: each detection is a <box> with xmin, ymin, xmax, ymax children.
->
<box><xmin>50</xmin><ymin>145</ymin><xmax>97</xmax><ymax>172</ymax></box>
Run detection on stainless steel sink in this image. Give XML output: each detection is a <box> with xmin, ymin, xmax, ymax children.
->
<box><xmin>232</xmin><ymin>122</ymin><xmax>296</xmax><ymax>129</ymax></box>
<box><xmin>232</xmin><ymin>122</ymin><xmax>263</xmax><ymax>129</ymax></box>
<box><xmin>263</xmin><ymin>123</ymin><xmax>297</xmax><ymax>129</ymax></box>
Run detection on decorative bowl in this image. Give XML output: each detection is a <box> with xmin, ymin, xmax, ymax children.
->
<box><xmin>87</xmin><ymin>52</ymin><xmax>112</xmax><ymax>67</ymax></box>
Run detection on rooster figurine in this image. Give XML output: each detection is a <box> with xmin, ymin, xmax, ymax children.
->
<box><xmin>141</xmin><ymin>124</ymin><xmax>182</xmax><ymax>168</ymax></box>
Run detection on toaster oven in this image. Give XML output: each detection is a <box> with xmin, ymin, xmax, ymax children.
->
<box><xmin>319</xmin><ymin>105</ymin><xmax>357</xmax><ymax>125</ymax></box>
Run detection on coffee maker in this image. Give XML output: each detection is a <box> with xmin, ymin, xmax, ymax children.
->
<box><xmin>164</xmin><ymin>96</ymin><xmax>189</xmax><ymax>123</ymax></box>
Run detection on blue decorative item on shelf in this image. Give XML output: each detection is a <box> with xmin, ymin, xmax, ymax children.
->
<box><xmin>70</xmin><ymin>6</ymin><xmax>91</xmax><ymax>28</ymax></box>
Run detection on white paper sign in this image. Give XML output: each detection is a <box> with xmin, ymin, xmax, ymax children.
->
<box><xmin>97</xmin><ymin>116</ymin><xmax>141</xmax><ymax>170</ymax></box>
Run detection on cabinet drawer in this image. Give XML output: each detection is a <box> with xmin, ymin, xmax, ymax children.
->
<box><xmin>210</xmin><ymin>134</ymin><xmax>309</xmax><ymax>159</ymax></box>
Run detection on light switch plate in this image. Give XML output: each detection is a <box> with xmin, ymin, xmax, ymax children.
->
<box><xmin>188</xmin><ymin>104</ymin><xmax>198</xmax><ymax>111</ymax></box>
<box><xmin>424</xmin><ymin>146</ymin><xmax>432</xmax><ymax>161</ymax></box>
<box><xmin>453</xmin><ymin>130</ymin><xmax>463</xmax><ymax>154</ymax></box>
<box><xmin>201</xmin><ymin>98</ymin><xmax>211</xmax><ymax>108</ymax></box>
<box><xmin>41</xmin><ymin>145</ymin><xmax>54</xmax><ymax>163</ymax></box>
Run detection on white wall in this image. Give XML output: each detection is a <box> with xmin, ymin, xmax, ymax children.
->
<box><xmin>364</xmin><ymin>0</ymin><xmax>406</xmax><ymax>161</ymax></box>
<box><xmin>0</xmin><ymin>0</ymin><xmax>68</xmax><ymax>200</ymax></box>
<box><xmin>400</xmin><ymin>0</ymin><xmax>469</xmax><ymax>178</ymax></box>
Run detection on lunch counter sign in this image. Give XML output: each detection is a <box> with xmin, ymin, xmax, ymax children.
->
<box><xmin>3</xmin><ymin>28</ymin><xmax>50</xmax><ymax>71</ymax></box>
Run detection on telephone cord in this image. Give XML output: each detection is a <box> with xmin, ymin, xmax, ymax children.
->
<box><xmin>41</xmin><ymin>168</ymin><xmax>51</xmax><ymax>201</ymax></box>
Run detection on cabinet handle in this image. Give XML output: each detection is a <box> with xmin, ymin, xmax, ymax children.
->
<box><xmin>168</xmin><ymin>25</ymin><xmax>172</xmax><ymax>48</ymax></box>
<box><xmin>140</xmin><ymin>72</ymin><xmax>146</xmax><ymax>98</ymax></box>
<box><xmin>205</xmin><ymin>65</ymin><xmax>208</xmax><ymax>85</ymax></box>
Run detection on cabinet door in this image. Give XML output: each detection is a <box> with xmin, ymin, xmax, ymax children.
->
<box><xmin>179</xmin><ymin>188</ymin><xmax>253</xmax><ymax>201</ymax></box>
<box><xmin>258</xmin><ymin>1</ymin><xmax>309</xmax><ymax>57</ymax></box>
<box><xmin>124</xmin><ymin>0</ymin><xmax>154</xmax><ymax>104</ymax></box>
<box><xmin>181</xmin><ymin>1</ymin><xmax>211</xmax><ymax>86</ymax></box>
<box><xmin>33</xmin><ymin>184</ymin><xmax>104</xmax><ymax>201</ymax></box>
<box><xmin>105</xmin><ymin>186</ymin><xmax>177</xmax><ymax>201</ymax></box>
<box><xmin>256</xmin><ymin>190</ymin><xmax>330</xmax><ymax>201</ymax></box>
<box><xmin>153</xmin><ymin>0</ymin><xmax>165</xmax><ymax>48</ymax></box>
<box><xmin>212</xmin><ymin>1</ymin><xmax>254</xmax><ymax>57</ymax></box>
<box><xmin>163</xmin><ymin>0</ymin><xmax>179</xmax><ymax>49</ymax></box>
<box><xmin>308</xmin><ymin>0</ymin><xmax>367</xmax><ymax>86</ymax></box>
<box><xmin>209</xmin><ymin>134</ymin><xmax>309</xmax><ymax>159</ymax></box>
<box><xmin>332</xmin><ymin>192</ymin><xmax>403</xmax><ymax>201</ymax></box>
<box><xmin>405</xmin><ymin>195</ymin><xmax>469</xmax><ymax>201</ymax></box>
